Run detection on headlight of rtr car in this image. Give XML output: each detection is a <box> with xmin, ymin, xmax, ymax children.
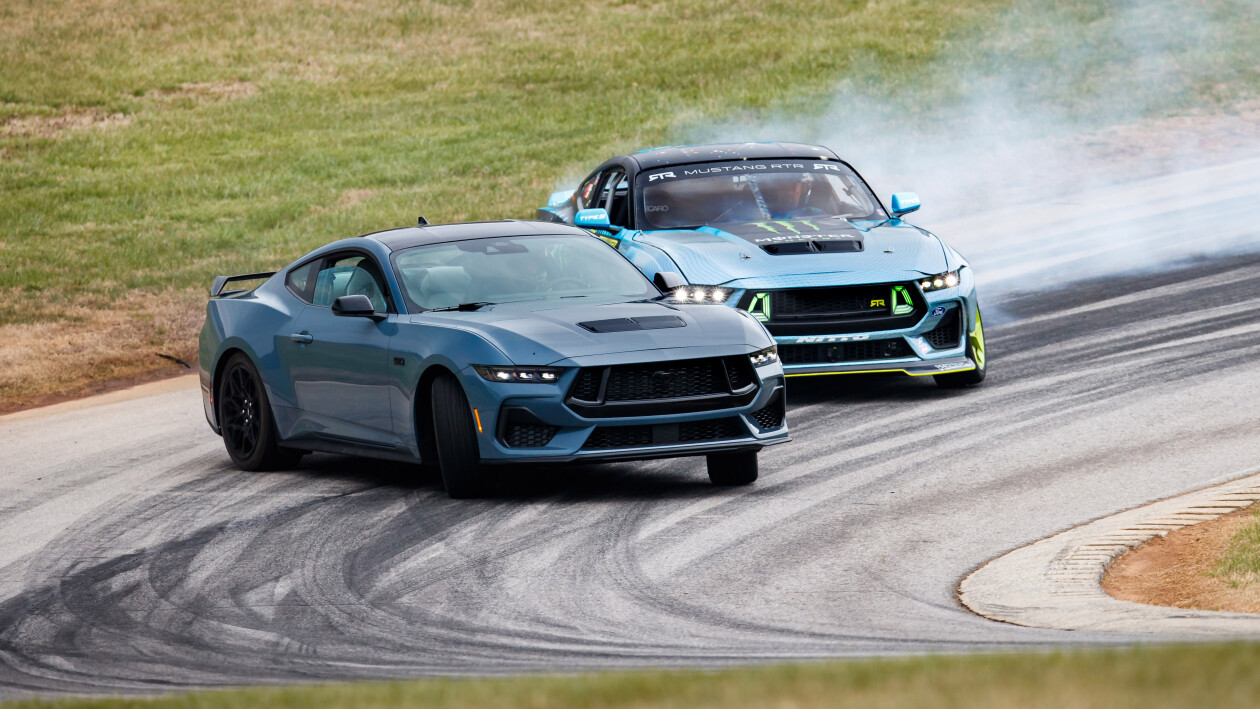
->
<box><xmin>748</xmin><ymin>345</ymin><xmax>779</xmax><ymax>367</ymax></box>
<box><xmin>918</xmin><ymin>270</ymin><xmax>960</xmax><ymax>292</ymax></box>
<box><xmin>668</xmin><ymin>285</ymin><xmax>735</xmax><ymax>303</ymax></box>
<box><xmin>473</xmin><ymin>365</ymin><xmax>566</xmax><ymax>383</ymax></box>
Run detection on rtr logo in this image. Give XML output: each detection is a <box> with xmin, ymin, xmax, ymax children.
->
<box><xmin>648</xmin><ymin>172</ymin><xmax>676</xmax><ymax>182</ymax></box>
<box><xmin>814</xmin><ymin>164</ymin><xmax>842</xmax><ymax>172</ymax></box>
<box><xmin>871</xmin><ymin>299</ymin><xmax>886</xmax><ymax>308</ymax></box>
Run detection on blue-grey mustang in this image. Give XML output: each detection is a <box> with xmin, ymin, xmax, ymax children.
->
<box><xmin>199</xmin><ymin>220</ymin><xmax>789</xmax><ymax>497</ymax></box>
<box><xmin>538</xmin><ymin>142</ymin><xmax>986</xmax><ymax>387</ymax></box>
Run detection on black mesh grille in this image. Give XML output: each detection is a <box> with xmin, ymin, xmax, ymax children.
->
<box><xmin>770</xmin><ymin>284</ymin><xmax>913</xmax><ymax>319</ymax></box>
<box><xmin>603</xmin><ymin>359</ymin><xmax>725</xmax><ymax>401</ymax></box>
<box><xmin>570</xmin><ymin>368</ymin><xmax>602</xmax><ymax>401</ymax></box>
<box><xmin>582</xmin><ymin>418</ymin><xmax>746</xmax><ymax>450</ymax></box>
<box><xmin>923</xmin><ymin>310</ymin><xmax>962</xmax><ymax>349</ymax></box>
<box><xmin>779</xmin><ymin>339</ymin><xmax>913</xmax><ymax>365</ymax></box>
<box><xmin>678</xmin><ymin>418</ymin><xmax>744</xmax><ymax>442</ymax></box>
<box><xmin>751</xmin><ymin>394</ymin><xmax>785</xmax><ymax>429</ymax></box>
<box><xmin>727</xmin><ymin>358</ymin><xmax>756</xmax><ymax>391</ymax></box>
<box><xmin>504</xmin><ymin>423</ymin><xmax>559</xmax><ymax>448</ymax></box>
<box><xmin>582</xmin><ymin>426</ymin><xmax>654</xmax><ymax>449</ymax></box>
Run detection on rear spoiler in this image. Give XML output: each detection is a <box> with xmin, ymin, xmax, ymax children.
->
<box><xmin>210</xmin><ymin>271</ymin><xmax>276</xmax><ymax>298</ymax></box>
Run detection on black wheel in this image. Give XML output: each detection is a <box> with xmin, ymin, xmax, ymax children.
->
<box><xmin>935</xmin><ymin>306</ymin><xmax>987</xmax><ymax>388</ymax></box>
<box><xmin>707</xmin><ymin>450</ymin><xmax>758</xmax><ymax>486</ymax></box>
<box><xmin>217</xmin><ymin>353</ymin><xmax>302</xmax><ymax>471</ymax></box>
<box><xmin>431</xmin><ymin>375</ymin><xmax>492</xmax><ymax>498</ymax></box>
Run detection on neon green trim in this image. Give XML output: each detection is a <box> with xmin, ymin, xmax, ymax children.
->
<box><xmin>970</xmin><ymin>310</ymin><xmax>986</xmax><ymax>369</ymax></box>
<box><xmin>747</xmin><ymin>292</ymin><xmax>771</xmax><ymax>322</ymax></box>
<box><xmin>891</xmin><ymin>285</ymin><xmax>914</xmax><ymax>315</ymax></box>
<box><xmin>785</xmin><ymin>364</ymin><xmax>976</xmax><ymax>378</ymax></box>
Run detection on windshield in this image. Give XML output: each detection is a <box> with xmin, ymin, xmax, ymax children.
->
<box><xmin>637</xmin><ymin>160</ymin><xmax>886</xmax><ymax>230</ymax></box>
<box><xmin>391</xmin><ymin>233</ymin><xmax>658</xmax><ymax>311</ymax></box>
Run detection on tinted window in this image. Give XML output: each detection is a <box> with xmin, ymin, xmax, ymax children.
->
<box><xmin>285</xmin><ymin>261</ymin><xmax>318</xmax><ymax>303</ymax></box>
<box><xmin>637</xmin><ymin>160</ymin><xmax>886</xmax><ymax>229</ymax></box>
<box><xmin>312</xmin><ymin>254</ymin><xmax>389</xmax><ymax>312</ymax></box>
<box><xmin>392</xmin><ymin>233</ymin><xmax>657</xmax><ymax>311</ymax></box>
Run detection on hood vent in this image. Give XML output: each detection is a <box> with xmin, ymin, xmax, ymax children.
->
<box><xmin>761</xmin><ymin>239</ymin><xmax>863</xmax><ymax>255</ymax></box>
<box><xmin>578</xmin><ymin>315</ymin><xmax>687</xmax><ymax>333</ymax></box>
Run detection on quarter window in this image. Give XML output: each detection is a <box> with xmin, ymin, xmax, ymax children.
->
<box><xmin>312</xmin><ymin>254</ymin><xmax>390</xmax><ymax>312</ymax></box>
<box><xmin>285</xmin><ymin>260</ymin><xmax>318</xmax><ymax>303</ymax></box>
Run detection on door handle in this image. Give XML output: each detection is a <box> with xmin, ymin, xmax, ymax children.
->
<box><xmin>289</xmin><ymin>332</ymin><xmax>314</xmax><ymax>344</ymax></box>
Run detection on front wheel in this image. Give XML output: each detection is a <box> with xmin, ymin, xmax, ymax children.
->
<box><xmin>431</xmin><ymin>375</ymin><xmax>493</xmax><ymax>498</ymax></box>
<box><xmin>935</xmin><ymin>307</ymin><xmax>987</xmax><ymax>388</ymax></box>
<box><xmin>217</xmin><ymin>353</ymin><xmax>302</xmax><ymax>471</ymax></box>
<box><xmin>707</xmin><ymin>450</ymin><xmax>758</xmax><ymax>486</ymax></box>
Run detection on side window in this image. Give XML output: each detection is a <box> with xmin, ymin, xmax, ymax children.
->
<box><xmin>576</xmin><ymin>173</ymin><xmax>602</xmax><ymax>210</ymax></box>
<box><xmin>606</xmin><ymin>171</ymin><xmax>630</xmax><ymax>227</ymax></box>
<box><xmin>285</xmin><ymin>260</ymin><xmax>318</xmax><ymax>303</ymax></box>
<box><xmin>312</xmin><ymin>254</ymin><xmax>390</xmax><ymax>312</ymax></box>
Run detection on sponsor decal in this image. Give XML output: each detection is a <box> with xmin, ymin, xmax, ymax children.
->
<box><xmin>788</xmin><ymin>334</ymin><xmax>871</xmax><ymax>344</ymax></box>
<box><xmin>647</xmin><ymin>172</ymin><xmax>676</xmax><ymax>182</ymax></box>
<box><xmin>813</xmin><ymin>163</ymin><xmax>843</xmax><ymax>172</ymax></box>
<box><xmin>930</xmin><ymin>306</ymin><xmax>946</xmax><ymax>317</ymax></box>
<box><xmin>934</xmin><ymin>362</ymin><xmax>959</xmax><ymax>371</ymax></box>
<box><xmin>645</xmin><ymin>205</ymin><xmax>669</xmax><ymax>212</ymax></box>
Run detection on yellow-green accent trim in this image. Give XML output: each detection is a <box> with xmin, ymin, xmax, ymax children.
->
<box><xmin>970</xmin><ymin>310</ymin><xmax>986</xmax><ymax>369</ymax></box>
<box><xmin>785</xmin><ymin>364</ymin><xmax>976</xmax><ymax>378</ymax></box>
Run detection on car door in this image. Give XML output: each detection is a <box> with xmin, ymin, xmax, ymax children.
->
<box><xmin>285</xmin><ymin>251</ymin><xmax>398</xmax><ymax>446</ymax></box>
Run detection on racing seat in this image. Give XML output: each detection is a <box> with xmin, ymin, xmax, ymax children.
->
<box><xmin>420</xmin><ymin>266</ymin><xmax>472</xmax><ymax>309</ymax></box>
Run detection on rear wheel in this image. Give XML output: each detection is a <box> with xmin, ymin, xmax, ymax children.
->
<box><xmin>431</xmin><ymin>375</ymin><xmax>493</xmax><ymax>498</ymax></box>
<box><xmin>217</xmin><ymin>353</ymin><xmax>302</xmax><ymax>471</ymax></box>
<box><xmin>707</xmin><ymin>450</ymin><xmax>759</xmax><ymax>486</ymax></box>
<box><xmin>935</xmin><ymin>307</ymin><xmax>987</xmax><ymax>388</ymax></box>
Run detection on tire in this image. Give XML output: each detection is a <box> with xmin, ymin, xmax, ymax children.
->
<box><xmin>935</xmin><ymin>306</ymin><xmax>987</xmax><ymax>388</ymax></box>
<box><xmin>217</xmin><ymin>353</ymin><xmax>303</xmax><ymax>471</ymax></box>
<box><xmin>707</xmin><ymin>450</ymin><xmax>758</xmax><ymax>486</ymax></box>
<box><xmin>431</xmin><ymin>375</ymin><xmax>492</xmax><ymax>498</ymax></box>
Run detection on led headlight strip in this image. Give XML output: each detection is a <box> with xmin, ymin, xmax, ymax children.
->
<box><xmin>473</xmin><ymin>365</ymin><xmax>565</xmax><ymax>383</ymax></box>
<box><xmin>669</xmin><ymin>285</ymin><xmax>735</xmax><ymax>303</ymax></box>
<box><xmin>749</xmin><ymin>345</ymin><xmax>779</xmax><ymax>367</ymax></box>
<box><xmin>918</xmin><ymin>270</ymin><xmax>960</xmax><ymax>292</ymax></box>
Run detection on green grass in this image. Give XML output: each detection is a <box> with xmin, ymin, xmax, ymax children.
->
<box><xmin>1212</xmin><ymin>509</ymin><xmax>1260</xmax><ymax>587</ymax></box>
<box><xmin>8</xmin><ymin>644</ymin><xmax>1260</xmax><ymax>708</ymax></box>
<box><xmin>0</xmin><ymin>0</ymin><xmax>1257</xmax><ymax>407</ymax></box>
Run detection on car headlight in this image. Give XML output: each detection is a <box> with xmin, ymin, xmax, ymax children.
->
<box><xmin>918</xmin><ymin>270</ymin><xmax>960</xmax><ymax>292</ymax></box>
<box><xmin>749</xmin><ymin>345</ymin><xmax>778</xmax><ymax>367</ymax></box>
<box><xmin>668</xmin><ymin>285</ymin><xmax>735</xmax><ymax>303</ymax></box>
<box><xmin>473</xmin><ymin>365</ymin><xmax>566</xmax><ymax>383</ymax></box>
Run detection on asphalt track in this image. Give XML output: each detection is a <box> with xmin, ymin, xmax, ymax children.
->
<box><xmin>1</xmin><ymin>157</ymin><xmax>1259</xmax><ymax>696</ymax></box>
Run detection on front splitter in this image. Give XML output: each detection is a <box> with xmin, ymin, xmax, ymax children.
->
<box><xmin>783</xmin><ymin>355</ymin><xmax>976</xmax><ymax>378</ymax></box>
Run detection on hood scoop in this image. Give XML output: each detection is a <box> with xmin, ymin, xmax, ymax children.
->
<box><xmin>578</xmin><ymin>315</ymin><xmax>687</xmax><ymax>333</ymax></box>
<box><xmin>711</xmin><ymin>217</ymin><xmax>865</xmax><ymax>256</ymax></box>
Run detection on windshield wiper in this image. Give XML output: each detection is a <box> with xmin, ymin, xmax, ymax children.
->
<box><xmin>426</xmin><ymin>301</ymin><xmax>496</xmax><ymax>312</ymax></box>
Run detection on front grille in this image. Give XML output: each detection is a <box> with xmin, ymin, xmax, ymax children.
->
<box><xmin>923</xmin><ymin>309</ymin><xmax>962</xmax><ymax>349</ymax></box>
<box><xmin>779</xmin><ymin>339</ymin><xmax>913</xmax><ymax>365</ymax></box>
<box><xmin>504</xmin><ymin>423</ymin><xmax>559</xmax><ymax>448</ymax></box>
<box><xmin>582</xmin><ymin>418</ymin><xmax>745</xmax><ymax>450</ymax></box>
<box><xmin>566</xmin><ymin>356</ymin><xmax>759</xmax><ymax>418</ymax></box>
<box><xmin>742</xmin><ymin>283</ymin><xmax>926</xmax><ymax>335</ymax></box>
<box><xmin>750</xmin><ymin>391</ymin><xmax>785</xmax><ymax>429</ymax></box>
<box><xmin>604</xmin><ymin>359</ymin><xmax>725</xmax><ymax>401</ymax></box>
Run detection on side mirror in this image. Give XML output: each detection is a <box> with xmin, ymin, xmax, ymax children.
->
<box><xmin>332</xmin><ymin>294</ymin><xmax>385</xmax><ymax>321</ymax></box>
<box><xmin>653</xmin><ymin>271</ymin><xmax>686</xmax><ymax>291</ymax></box>
<box><xmin>575</xmin><ymin>208</ymin><xmax>623</xmax><ymax>233</ymax></box>
<box><xmin>890</xmin><ymin>192</ymin><xmax>921</xmax><ymax>217</ymax></box>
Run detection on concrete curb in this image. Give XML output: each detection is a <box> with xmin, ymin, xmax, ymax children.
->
<box><xmin>959</xmin><ymin>467</ymin><xmax>1260</xmax><ymax>634</ymax></box>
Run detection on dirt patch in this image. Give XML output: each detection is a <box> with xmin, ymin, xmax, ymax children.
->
<box><xmin>146</xmin><ymin>80</ymin><xmax>258</xmax><ymax>103</ymax></box>
<box><xmin>0</xmin><ymin>289</ymin><xmax>204</xmax><ymax>414</ymax></box>
<box><xmin>1103</xmin><ymin>506</ymin><xmax>1260</xmax><ymax>613</ymax></box>
<box><xmin>0</xmin><ymin>107</ymin><xmax>133</xmax><ymax>139</ymax></box>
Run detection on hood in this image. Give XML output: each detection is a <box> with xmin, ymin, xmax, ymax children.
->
<box><xmin>638</xmin><ymin>217</ymin><xmax>949</xmax><ymax>286</ymax></box>
<box><xmin>407</xmin><ymin>299</ymin><xmax>770</xmax><ymax>366</ymax></box>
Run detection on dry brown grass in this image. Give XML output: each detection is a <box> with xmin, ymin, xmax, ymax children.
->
<box><xmin>0</xmin><ymin>288</ymin><xmax>204</xmax><ymax>414</ymax></box>
<box><xmin>1104</xmin><ymin>505</ymin><xmax>1260</xmax><ymax>613</ymax></box>
<box><xmin>0</xmin><ymin>107</ymin><xmax>133</xmax><ymax>139</ymax></box>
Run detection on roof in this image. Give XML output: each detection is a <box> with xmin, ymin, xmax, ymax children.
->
<box><xmin>367</xmin><ymin>220</ymin><xmax>588</xmax><ymax>251</ymax></box>
<box><xmin>627</xmin><ymin>142</ymin><xmax>840</xmax><ymax>170</ymax></box>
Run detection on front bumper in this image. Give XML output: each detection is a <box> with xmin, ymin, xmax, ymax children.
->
<box><xmin>458</xmin><ymin>357</ymin><xmax>790</xmax><ymax>464</ymax></box>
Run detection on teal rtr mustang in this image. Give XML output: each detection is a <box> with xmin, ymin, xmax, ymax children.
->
<box><xmin>538</xmin><ymin>142</ymin><xmax>987</xmax><ymax>387</ymax></box>
<box><xmin>200</xmin><ymin>221</ymin><xmax>789</xmax><ymax>498</ymax></box>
